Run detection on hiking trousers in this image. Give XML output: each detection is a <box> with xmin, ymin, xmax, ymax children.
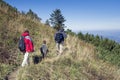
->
<box><xmin>21</xmin><ymin>52</ymin><xmax>29</xmax><ymax>67</ymax></box>
<box><xmin>56</xmin><ymin>42</ymin><xmax>63</xmax><ymax>54</ymax></box>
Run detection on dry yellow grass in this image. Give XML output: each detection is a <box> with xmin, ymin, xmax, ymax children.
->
<box><xmin>16</xmin><ymin>32</ymin><xmax>120</xmax><ymax>80</ymax></box>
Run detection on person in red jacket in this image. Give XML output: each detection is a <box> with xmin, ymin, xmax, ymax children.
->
<box><xmin>21</xmin><ymin>30</ymin><xmax>34</xmax><ymax>67</ymax></box>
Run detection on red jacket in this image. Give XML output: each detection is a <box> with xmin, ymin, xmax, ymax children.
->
<box><xmin>22</xmin><ymin>32</ymin><xmax>34</xmax><ymax>52</ymax></box>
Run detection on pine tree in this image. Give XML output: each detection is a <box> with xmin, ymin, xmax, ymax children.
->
<box><xmin>49</xmin><ymin>9</ymin><xmax>66</xmax><ymax>30</ymax></box>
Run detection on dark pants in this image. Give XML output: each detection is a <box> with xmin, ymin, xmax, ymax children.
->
<box><xmin>41</xmin><ymin>52</ymin><xmax>45</xmax><ymax>59</ymax></box>
<box><xmin>40</xmin><ymin>47</ymin><xmax>45</xmax><ymax>59</ymax></box>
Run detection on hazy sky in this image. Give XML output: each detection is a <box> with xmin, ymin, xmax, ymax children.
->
<box><xmin>4</xmin><ymin>0</ymin><xmax>120</xmax><ymax>32</ymax></box>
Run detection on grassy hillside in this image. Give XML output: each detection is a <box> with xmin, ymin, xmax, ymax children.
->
<box><xmin>0</xmin><ymin>0</ymin><xmax>120</xmax><ymax>80</ymax></box>
<box><xmin>16</xmin><ymin>35</ymin><xmax>120</xmax><ymax>80</ymax></box>
<box><xmin>77</xmin><ymin>32</ymin><xmax>120</xmax><ymax>67</ymax></box>
<box><xmin>0</xmin><ymin>0</ymin><xmax>53</xmax><ymax>79</ymax></box>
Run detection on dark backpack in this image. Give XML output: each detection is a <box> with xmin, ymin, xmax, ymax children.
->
<box><xmin>18</xmin><ymin>36</ymin><xmax>26</xmax><ymax>52</ymax></box>
<box><xmin>40</xmin><ymin>47</ymin><xmax>43</xmax><ymax>54</ymax></box>
<box><xmin>55</xmin><ymin>32</ymin><xmax>64</xmax><ymax>43</ymax></box>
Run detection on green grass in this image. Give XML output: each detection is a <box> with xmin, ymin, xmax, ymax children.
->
<box><xmin>0</xmin><ymin>63</ymin><xmax>14</xmax><ymax>79</ymax></box>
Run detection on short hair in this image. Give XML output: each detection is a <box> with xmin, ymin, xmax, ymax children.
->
<box><xmin>43</xmin><ymin>40</ymin><xmax>46</xmax><ymax>44</ymax></box>
<box><xmin>24</xmin><ymin>30</ymin><xmax>29</xmax><ymax>33</ymax></box>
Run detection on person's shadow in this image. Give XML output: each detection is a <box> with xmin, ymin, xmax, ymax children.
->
<box><xmin>32</xmin><ymin>55</ymin><xmax>43</xmax><ymax>64</ymax></box>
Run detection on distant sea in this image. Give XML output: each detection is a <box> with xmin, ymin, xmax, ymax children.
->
<box><xmin>77</xmin><ymin>30</ymin><xmax>120</xmax><ymax>43</ymax></box>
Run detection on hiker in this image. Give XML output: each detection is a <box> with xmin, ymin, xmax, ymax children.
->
<box><xmin>54</xmin><ymin>29</ymin><xmax>67</xmax><ymax>55</ymax></box>
<box><xmin>20</xmin><ymin>30</ymin><xmax>34</xmax><ymax>67</ymax></box>
<box><xmin>40</xmin><ymin>40</ymin><xmax>48</xmax><ymax>59</ymax></box>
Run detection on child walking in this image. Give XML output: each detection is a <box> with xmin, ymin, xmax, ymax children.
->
<box><xmin>40</xmin><ymin>40</ymin><xmax>48</xmax><ymax>59</ymax></box>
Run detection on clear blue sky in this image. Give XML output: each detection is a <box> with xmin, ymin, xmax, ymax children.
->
<box><xmin>4</xmin><ymin>0</ymin><xmax>120</xmax><ymax>32</ymax></box>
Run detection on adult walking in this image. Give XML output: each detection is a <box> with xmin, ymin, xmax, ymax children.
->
<box><xmin>19</xmin><ymin>30</ymin><xmax>34</xmax><ymax>67</ymax></box>
<box><xmin>54</xmin><ymin>29</ymin><xmax>67</xmax><ymax>55</ymax></box>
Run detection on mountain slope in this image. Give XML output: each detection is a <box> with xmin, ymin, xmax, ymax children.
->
<box><xmin>16</xmin><ymin>35</ymin><xmax>120</xmax><ymax>80</ymax></box>
<box><xmin>0</xmin><ymin>1</ymin><xmax>120</xmax><ymax>80</ymax></box>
